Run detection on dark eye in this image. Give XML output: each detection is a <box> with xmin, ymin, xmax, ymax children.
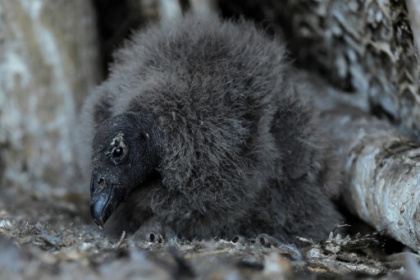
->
<box><xmin>113</xmin><ymin>147</ymin><xmax>123</xmax><ymax>157</ymax></box>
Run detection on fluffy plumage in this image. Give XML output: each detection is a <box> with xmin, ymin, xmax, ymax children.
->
<box><xmin>79</xmin><ymin>14</ymin><xmax>342</xmax><ymax>242</ymax></box>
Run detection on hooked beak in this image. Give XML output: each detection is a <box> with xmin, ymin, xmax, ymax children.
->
<box><xmin>90</xmin><ymin>171</ymin><xmax>122</xmax><ymax>228</ymax></box>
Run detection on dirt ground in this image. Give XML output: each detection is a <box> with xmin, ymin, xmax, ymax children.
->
<box><xmin>0</xmin><ymin>186</ymin><xmax>418</xmax><ymax>280</ymax></box>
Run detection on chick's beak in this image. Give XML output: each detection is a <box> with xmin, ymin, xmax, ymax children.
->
<box><xmin>90</xmin><ymin>171</ymin><xmax>122</xmax><ymax>228</ymax></box>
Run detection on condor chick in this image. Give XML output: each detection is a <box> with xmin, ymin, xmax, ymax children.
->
<box><xmin>80</xmin><ymin>14</ymin><xmax>342</xmax><ymax>242</ymax></box>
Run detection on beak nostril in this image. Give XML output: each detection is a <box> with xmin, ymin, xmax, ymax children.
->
<box><xmin>97</xmin><ymin>178</ymin><xmax>105</xmax><ymax>191</ymax></box>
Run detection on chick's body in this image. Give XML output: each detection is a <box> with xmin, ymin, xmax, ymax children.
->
<box><xmin>80</xmin><ymin>14</ymin><xmax>342</xmax><ymax>242</ymax></box>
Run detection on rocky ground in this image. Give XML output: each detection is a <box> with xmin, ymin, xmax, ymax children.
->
<box><xmin>0</xmin><ymin>186</ymin><xmax>418</xmax><ymax>280</ymax></box>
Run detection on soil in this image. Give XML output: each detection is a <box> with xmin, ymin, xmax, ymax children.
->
<box><xmin>0</xmin><ymin>186</ymin><xmax>416</xmax><ymax>280</ymax></box>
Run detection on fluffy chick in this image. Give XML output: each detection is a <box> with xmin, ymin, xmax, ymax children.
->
<box><xmin>79</xmin><ymin>14</ymin><xmax>342</xmax><ymax>242</ymax></box>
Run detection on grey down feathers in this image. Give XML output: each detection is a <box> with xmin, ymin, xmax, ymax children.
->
<box><xmin>79</xmin><ymin>14</ymin><xmax>342</xmax><ymax>243</ymax></box>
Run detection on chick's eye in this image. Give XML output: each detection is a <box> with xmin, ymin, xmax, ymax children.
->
<box><xmin>113</xmin><ymin>147</ymin><xmax>123</xmax><ymax>157</ymax></box>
